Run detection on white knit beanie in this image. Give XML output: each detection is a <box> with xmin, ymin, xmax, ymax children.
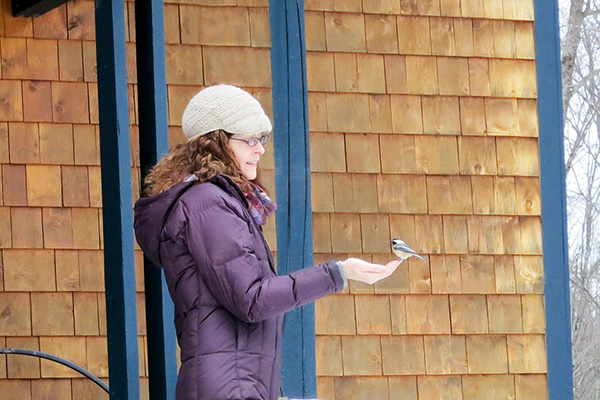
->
<box><xmin>181</xmin><ymin>84</ymin><xmax>272</xmax><ymax>141</ymax></box>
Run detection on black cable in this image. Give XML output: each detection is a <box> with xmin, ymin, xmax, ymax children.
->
<box><xmin>0</xmin><ymin>348</ymin><xmax>109</xmax><ymax>394</ymax></box>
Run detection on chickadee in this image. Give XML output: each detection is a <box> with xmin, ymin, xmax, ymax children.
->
<box><xmin>391</xmin><ymin>238</ymin><xmax>428</xmax><ymax>261</ymax></box>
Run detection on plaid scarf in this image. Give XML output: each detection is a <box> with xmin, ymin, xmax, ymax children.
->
<box><xmin>244</xmin><ymin>184</ymin><xmax>277</xmax><ymax>226</ymax></box>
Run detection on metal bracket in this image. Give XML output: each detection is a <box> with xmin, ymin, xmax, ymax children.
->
<box><xmin>11</xmin><ymin>0</ymin><xmax>67</xmax><ymax>18</ymax></box>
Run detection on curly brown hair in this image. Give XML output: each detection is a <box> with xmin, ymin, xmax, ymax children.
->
<box><xmin>143</xmin><ymin>130</ymin><xmax>257</xmax><ymax>196</ymax></box>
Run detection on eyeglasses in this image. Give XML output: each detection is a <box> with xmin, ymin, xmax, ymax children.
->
<box><xmin>229</xmin><ymin>135</ymin><xmax>270</xmax><ymax>147</ymax></box>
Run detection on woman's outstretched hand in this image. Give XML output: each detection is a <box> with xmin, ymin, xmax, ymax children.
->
<box><xmin>341</xmin><ymin>258</ymin><xmax>403</xmax><ymax>285</ymax></box>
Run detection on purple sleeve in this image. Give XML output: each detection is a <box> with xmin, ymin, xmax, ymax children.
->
<box><xmin>184</xmin><ymin>199</ymin><xmax>344</xmax><ymax>323</ymax></box>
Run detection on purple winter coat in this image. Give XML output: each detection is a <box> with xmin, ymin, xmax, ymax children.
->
<box><xmin>134</xmin><ymin>175</ymin><xmax>344</xmax><ymax>400</ymax></box>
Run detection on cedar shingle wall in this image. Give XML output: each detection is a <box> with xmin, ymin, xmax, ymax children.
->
<box><xmin>0</xmin><ymin>0</ymin><xmax>548</xmax><ymax>398</ymax></box>
<box><xmin>308</xmin><ymin>0</ymin><xmax>548</xmax><ymax>399</ymax></box>
<box><xmin>0</xmin><ymin>0</ymin><xmax>272</xmax><ymax>398</ymax></box>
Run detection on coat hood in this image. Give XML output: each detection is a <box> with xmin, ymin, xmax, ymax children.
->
<box><xmin>133</xmin><ymin>175</ymin><xmax>248</xmax><ymax>267</ymax></box>
<box><xmin>133</xmin><ymin>180</ymin><xmax>196</xmax><ymax>266</ymax></box>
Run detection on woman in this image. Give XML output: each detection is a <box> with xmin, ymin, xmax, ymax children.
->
<box><xmin>134</xmin><ymin>85</ymin><xmax>401</xmax><ymax>400</ymax></box>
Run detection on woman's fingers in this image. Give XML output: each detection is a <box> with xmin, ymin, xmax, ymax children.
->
<box><xmin>357</xmin><ymin>261</ymin><xmax>403</xmax><ymax>283</ymax></box>
<box><xmin>342</xmin><ymin>258</ymin><xmax>406</xmax><ymax>284</ymax></box>
<box><xmin>384</xmin><ymin>259</ymin><xmax>403</xmax><ymax>269</ymax></box>
<box><xmin>363</xmin><ymin>265</ymin><xmax>388</xmax><ymax>273</ymax></box>
<box><xmin>363</xmin><ymin>259</ymin><xmax>402</xmax><ymax>274</ymax></box>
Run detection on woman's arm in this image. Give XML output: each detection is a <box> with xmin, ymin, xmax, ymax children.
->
<box><xmin>184</xmin><ymin>199</ymin><xmax>343</xmax><ymax>323</ymax></box>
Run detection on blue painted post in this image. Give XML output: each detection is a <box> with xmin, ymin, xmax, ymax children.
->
<box><xmin>533</xmin><ymin>1</ymin><xmax>574</xmax><ymax>398</ymax></box>
<box><xmin>94</xmin><ymin>0</ymin><xmax>140</xmax><ymax>398</ymax></box>
<box><xmin>269</xmin><ymin>0</ymin><xmax>317</xmax><ymax>397</ymax></box>
<box><xmin>134</xmin><ymin>0</ymin><xmax>178</xmax><ymax>398</ymax></box>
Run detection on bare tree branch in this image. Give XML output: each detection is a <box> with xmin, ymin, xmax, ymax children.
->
<box><xmin>561</xmin><ymin>0</ymin><xmax>600</xmax><ymax>398</ymax></box>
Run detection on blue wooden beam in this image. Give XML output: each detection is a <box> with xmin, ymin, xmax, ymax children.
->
<box><xmin>94</xmin><ymin>0</ymin><xmax>140</xmax><ymax>398</ymax></box>
<box><xmin>269</xmin><ymin>0</ymin><xmax>317</xmax><ymax>397</ymax></box>
<box><xmin>134</xmin><ymin>0</ymin><xmax>178</xmax><ymax>397</ymax></box>
<box><xmin>533</xmin><ymin>1</ymin><xmax>574</xmax><ymax>398</ymax></box>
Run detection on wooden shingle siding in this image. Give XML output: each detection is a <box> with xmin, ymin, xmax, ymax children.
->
<box><xmin>310</xmin><ymin>0</ymin><xmax>546</xmax><ymax>398</ymax></box>
<box><xmin>0</xmin><ymin>0</ymin><xmax>547</xmax><ymax>397</ymax></box>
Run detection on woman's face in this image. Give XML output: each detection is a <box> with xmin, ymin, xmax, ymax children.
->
<box><xmin>228</xmin><ymin>134</ymin><xmax>266</xmax><ymax>180</ymax></box>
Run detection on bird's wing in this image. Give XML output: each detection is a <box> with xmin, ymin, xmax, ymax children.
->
<box><xmin>394</xmin><ymin>244</ymin><xmax>416</xmax><ymax>253</ymax></box>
